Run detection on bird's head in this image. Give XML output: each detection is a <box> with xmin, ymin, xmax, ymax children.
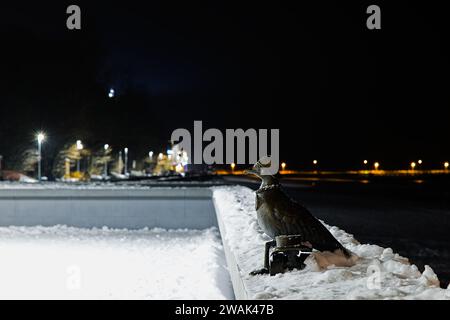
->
<box><xmin>245</xmin><ymin>157</ymin><xmax>279</xmax><ymax>187</ymax></box>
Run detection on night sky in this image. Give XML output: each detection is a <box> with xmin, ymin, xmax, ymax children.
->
<box><xmin>1</xmin><ymin>1</ymin><xmax>450</xmax><ymax>171</ymax></box>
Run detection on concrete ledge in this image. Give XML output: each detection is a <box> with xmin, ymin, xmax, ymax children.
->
<box><xmin>0</xmin><ymin>188</ymin><xmax>212</xmax><ymax>199</ymax></box>
<box><xmin>213</xmin><ymin>196</ymin><xmax>250</xmax><ymax>300</ymax></box>
<box><xmin>0</xmin><ymin>188</ymin><xmax>216</xmax><ymax>230</ymax></box>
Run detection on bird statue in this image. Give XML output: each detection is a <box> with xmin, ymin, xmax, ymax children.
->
<box><xmin>245</xmin><ymin>158</ymin><xmax>351</xmax><ymax>275</ymax></box>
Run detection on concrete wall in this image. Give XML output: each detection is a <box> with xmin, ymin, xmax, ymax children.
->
<box><xmin>0</xmin><ymin>188</ymin><xmax>217</xmax><ymax>230</ymax></box>
<box><xmin>213</xmin><ymin>196</ymin><xmax>250</xmax><ymax>300</ymax></box>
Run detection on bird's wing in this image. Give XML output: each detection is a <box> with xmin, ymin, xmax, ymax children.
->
<box><xmin>255</xmin><ymin>194</ymin><xmax>263</xmax><ymax>211</ymax></box>
<box><xmin>273</xmin><ymin>197</ymin><xmax>348</xmax><ymax>255</ymax></box>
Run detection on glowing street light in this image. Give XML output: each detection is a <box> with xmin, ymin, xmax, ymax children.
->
<box><xmin>410</xmin><ymin>162</ymin><xmax>416</xmax><ymax>170</ymax></box>
<box><xmin>124</xmin><ymin>147</ymin><xmax>129</xmax><ymax>176</ymax></box>
<box><xmin>418</xmin><ymin>160</ymin><xmax>423</xmax><ymax>165</ymax></box>
<box><xmin>231</xmin><ymin>163</ymin><xmax>236</xmax><ymax>171</ymax></box>
<box><xmin>445</xmin><ymin>162</ymin><xmax>449</xmax><ymax>170</ymax></box>
<box><xmin>374</xmin><ymin>162</ymin><xmax>380</xmax><ymax>171</ymax></box>
<box><xmin>313</xmin><ymin>160</ymin><xmax>318</xmax><ymax>165</ymax></box>
<box><xmin>158</xmin><ymin>153</ymin><xmax>164</xmax><ymax>160</ymax></box>
<box><xmin>76</xmin><ymin>140</ymin><xmax>83</xmax><ymax>172</ymax></box>
<box><xmin>281</xmin><ymin>162</ymin><xmax>287</xmax><ymax>171</ymax></box>
<box><xmin>37</xmin><ymin>133</ymin><xmax>45</xmax><ymax>144</ymax></box>
<box><xmin>36</xmin><ymin>132</ymin><xmax>45</xmax><ymax>181</ymax></box>
<box><xmin>103</xmin><ymin>144</ymin><xmax>109</xmax><ymax>178</ymax></box>
<box><xmin>149</xmin><ymin>151</ymin><xmax>154</xmax><ymax>160</ymax></box>
<box><xmin>363</xmin><ymin>160</ymin><xmax>368</xmax><ymax>165</ymax></box>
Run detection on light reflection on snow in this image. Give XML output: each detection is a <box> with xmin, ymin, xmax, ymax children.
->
<box><xmin>0</xmin><ymin>226</ymin><xmax>233</xmax><ymax>300</ymax></box>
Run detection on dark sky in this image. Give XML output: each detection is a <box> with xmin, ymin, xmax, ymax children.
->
<box><xmin>1</xmin><ymin>1</ymin><xmax>450</xmax><ymax>170</ymax></box>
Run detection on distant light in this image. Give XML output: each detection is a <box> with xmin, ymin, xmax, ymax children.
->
<box><xmin>124</xmin><ymin>147</ymin><xmax>128</xmax><ymax>154</ymax></box>
<box><xmin>410</xmin><ymin>162</ymin><xmax>416</xmax><ymax>169</ymax></box>
<box><xmin>158</xmin><ymin>153</ymin><xmax>164</xmax><ymax>160</ymax></box>
<box><xmin>231</xmin><ymin>163</ymin><xmax>236</xmax><ymax>170</ymax></box>
<box><xmin>37</xmin><ymin>132</ymin><xmax>45</xmax><ymax>144</ymax></box>
<box><xmin>76</xmin><ymin>140</ymin><xmax>83</xmax><ymax>150</ymax></box>
<box><xmin>363</xmin><ymin>160</ymin><xmax>368</xmax><ymax>165</ymax></box>
<box><xmin>374</xmin><ymin>162</ymin><xmax>380</xmax><ymax>170</ymax></box>
<box><xmin>175</xmin><ymin>163</ymin><xmax>183</xmax><ymax>173</ymax></box>
<box><xmin>313</xmin><ymin>160</ymin><xmax>318</xmax><ymax>165</ymax></box>
<box><xmin>418</xmin><ymin>160</ymin><xmax>423</xmax><ymax>165</ymax></box>
<box><xmin>104</xmin><ymin>144</ymin><xmax>109</xmax><ymax>151</ymax></box>
<box><xmin>108</xmin><ymin>88</ymin><xmax>115</xmax><ymax>98</ymax></box>
<box><xmin>281</xmin><ymin>162</ymin><xmax>287</xmax><ymax>170</ymax></box>
<box><xmin>167</xmin><ymin>149</ymin><xmax>173</xmax><ymax>155</ymax></box>
<box><xmin>445</xmin><ymin>162</ymin><xmax>449</xmax><ymax>169</ymax></box>
<box><xmin>149</xmin><ymin>151</ymin><xmax>154</xmax><ymax>158</ymax></box>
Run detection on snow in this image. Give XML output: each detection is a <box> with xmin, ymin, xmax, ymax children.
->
<box><xmin>1</xmin><ymin>182</ymin><xmax>448</xmax><ymax>300</ymax></box>
<box><xmin>18</xmin><ymin>174</ymin><xmax>37</xmax><ymax>183</ymax></box>
<box><xmin>212</xmin><ymin>186</ymin><xmax>450</xmax><ymax>300</ymax></box>
<box><xmin>0</xmin><ymin>226</ymin><xmax>233</xmax><ymax>300</ymax></box>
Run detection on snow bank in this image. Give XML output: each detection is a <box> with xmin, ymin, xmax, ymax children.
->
<box><xmin>0</xmin><ymin>226</ymin><xmax>233</xmax><ymax>300</ymax></box>
<box><xmin>212</xmin><ymin>186</ymin><xmax>450</xmax><ymax>300</ymax></box>
<box><xmin>18</xmin><ymin>174</ymin><xmax>38</xmax><ymax>183</ymax></box>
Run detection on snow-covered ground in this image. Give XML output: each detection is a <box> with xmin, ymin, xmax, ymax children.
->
<box><xmin>0</xmin><ymin>226</ymin><xmax>233</xmax><ymax>300</ymax></box>
<box><xmin>212</xmin><ymin>186</ymin><xmax>450</xmax><ymax>300</ymax></box>
<box><xmin>1</xmin><ymin>182</ymin><xmax>449</xmax><ymax>299</ymax></box>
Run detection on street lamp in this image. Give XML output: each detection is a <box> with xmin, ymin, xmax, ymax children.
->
<box><xmin>418</xmin><ymin>160</ymin><xmax>423</xmax><ymax>165</ymax></box>
<box><xmin>231</xmin><ymin>163</ymin><xmax>236</xmax><ymax>171</ymax></box>
<box><xmin>363</xmin><ymin>160</ymin><xmax>368</xmax><ymax>165</ymax></box>
<box><xmin>281</xmin><ymin>162</ymin><xmax>287</xmax><ymax>171</ymax></box>
<box><xmin>313</xmin><ymin>160</ymin><xmax>318</xmax><ymax>165</ymax></box>
<box><xmin>36</xmin><ymin>132</ymin><xmax>45</xmax><ymax>181</ymax></box>
<box><xmin>410</xmin><ymin>162</ymin><xmax>416</xmax><ymax>171</ymax></box>
<box><xmin>104</xmin><ymin>144</ymin><xmax>109</xmax><ymax>178</ymax></box>
<box><xmin>76</xmin><ymin>140</ymin><xmax>83</xmax><ymax>172</ymax></box>
<box><xmin>374</xmin><ymin>162</ymin><xmax>380</xmax><ymax>171</ymax></box>
<box><xmin>445</xmin><ymin>162</ymin><xmax>449</xmax><ymax>170</ymax></box>
<box><xmin>149</xmin><ymin>151</ymin><xmax>154</xmax><ymax>160</ymax></box>
<box><xmin>124</xmin><ymin>147</ymin><xmax>129</xmax><ymax>176</ymax></box>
